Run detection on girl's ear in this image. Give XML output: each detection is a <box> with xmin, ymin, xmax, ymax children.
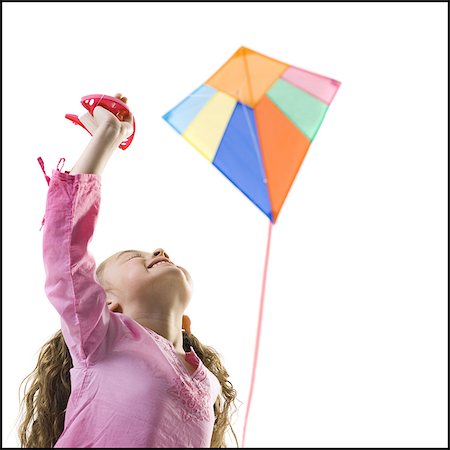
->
<box><xmin>107</xmin><ymin>301</ymin><xmax>123</xmax><ymax>313</ymax></box>
<box><xmin>182</xmin><ymin>315</ymin><xmax>191</xmax><ymax>334</ymax></box>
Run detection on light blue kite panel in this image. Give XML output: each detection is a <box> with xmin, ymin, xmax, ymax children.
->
<box><xmin>162</xmin><ymin>84</ymin><xmax>217</xmax><ymax>134</ymax></box>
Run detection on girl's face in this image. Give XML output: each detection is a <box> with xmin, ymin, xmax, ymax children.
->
<box><xmin>100</xmin><ymin>248</ymin><xmax>193</xmax><ymax>313</ymax></box>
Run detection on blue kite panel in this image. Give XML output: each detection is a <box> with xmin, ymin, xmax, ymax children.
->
<box><xmin>213</xmin><ymin>103</ymin><xmax>272</xmax><ymax>221</ymax></box>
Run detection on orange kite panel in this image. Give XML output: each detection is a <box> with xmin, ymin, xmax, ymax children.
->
<box><xmin>254</xmin><ymin>95</ymin><xmax>311</xmax><ymax>222</ymax></box>
<box><xmin>206</xmin><ymin>47</ymin><xmax>289</xmax><ymax>107</ymax></box>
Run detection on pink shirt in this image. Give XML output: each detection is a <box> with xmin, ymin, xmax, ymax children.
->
<box><xmin>42</xmin><ymin>170</ymin><xmax>221</xmax><ymax>448</ymax></box>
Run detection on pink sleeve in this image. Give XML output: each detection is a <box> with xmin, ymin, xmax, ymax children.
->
<box><xmin>42</xmin><ymin>169</ymin><xmax>110</xmax><ymax>366</ymax></box>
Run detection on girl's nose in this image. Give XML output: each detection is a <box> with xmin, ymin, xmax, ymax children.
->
<box><xmin>153</xmin><ymin>248</ymin><xmax>170</xmax><ymax>259</ymax></box>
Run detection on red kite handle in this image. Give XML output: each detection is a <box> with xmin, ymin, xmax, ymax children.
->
<box><xmin>79</xmin><ymin>94</ymin><xmax>136</xmax><ymax>150</ymax></box>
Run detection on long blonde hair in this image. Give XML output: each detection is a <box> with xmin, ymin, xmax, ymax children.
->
<box><xmin>18</xmin><ymin>263</ymin><xmax>240</xmax><ymax>447</ymax></box>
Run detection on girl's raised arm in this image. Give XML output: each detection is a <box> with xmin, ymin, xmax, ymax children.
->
<box><xmin>69</xmin><ymin>96</ymin><xmax>133</xmax><ymax>175</ymax></box>
<box><xmin>42</xmin><ymin>94</ymin><xmax>134</xmax><ymax>365</ymax></box>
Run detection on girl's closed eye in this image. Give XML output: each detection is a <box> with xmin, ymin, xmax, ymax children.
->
<box><xmin>128</xmin><ymin>253</ymin><xmax>143</xmax><ymax>260</ymax></box>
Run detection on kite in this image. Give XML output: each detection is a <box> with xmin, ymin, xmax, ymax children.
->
<box><xmin>163</xmin><ymin>46</ymin><xmax>340</xmax><ymax>223</ymax></box>
<box><xmin>162</xmin><ymin>46</ymin><xmax>340</xmax><ymax>446</ymax></box>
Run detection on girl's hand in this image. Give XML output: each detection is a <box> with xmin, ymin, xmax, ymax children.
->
<box><xmin>69</xmin><ymin>93</ymin><xmax>134</xmax><ymax>175</ymax></box>
<box><xmin>90</xmin><ymin>93</ymin><xmax>134</xmax><ymax>144</ymax></box>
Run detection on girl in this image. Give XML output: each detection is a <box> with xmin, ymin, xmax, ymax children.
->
<box><xmin>18</xmin><ymin>94</ymin><xmax>239</xmax><ymax>448</ymax></box>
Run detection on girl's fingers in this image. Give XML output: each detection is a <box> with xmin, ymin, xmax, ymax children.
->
<box><xmin>118</xmin><ymin>110</ymin><xmax>132</xmax><ymax>122</ymax></box>
<box><xmin>113</xmin><ymin>93</ymin><xmax>130</xmax><ymax>120</ymax></box>
<box><xmin>114</xmin><ymin>93</ymin><xmax>127</xmax><ymax>103</ymax></box>
<box><xmin>124</xmin><ymin>111</ymin><xmax>133</xmax><ymax>125</ymax></box>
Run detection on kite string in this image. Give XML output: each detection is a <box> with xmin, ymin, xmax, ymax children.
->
<box><xmin>241</xmin><ymin>219</ymin><xmax>273</xmax><ymax>448</ymax></box>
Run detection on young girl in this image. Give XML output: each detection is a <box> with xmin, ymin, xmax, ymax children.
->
<box><xmin>18</xmin><ymin>94</ymin><xmax>239</xmax><ymax>448</ymax></box>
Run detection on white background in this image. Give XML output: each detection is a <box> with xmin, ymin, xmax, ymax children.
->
<box><xmin>2</xmin><ymin>2</ymin><xmax>447</xmax><ymax>448</ymax></box>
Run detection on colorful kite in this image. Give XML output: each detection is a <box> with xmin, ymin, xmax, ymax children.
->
<box><xmin>163</xmin><ymin>46</ymin><xmax>340</xmax><ymax>223</ymax></box>
<box><xmin>163</xmin><ymin>46</ymin><xmax>340</xmax><ymax>446</ymax></box>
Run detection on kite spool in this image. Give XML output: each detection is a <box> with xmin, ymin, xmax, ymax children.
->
<box><xmin>66</xmin><ymin>94</ymin><xmax>136</xmax><ymax>150</ymax></box>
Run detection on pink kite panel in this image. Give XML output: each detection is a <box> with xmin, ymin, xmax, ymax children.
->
<box><xmin>281</xmin><ymin>66</ymin><xmax>341</xmax><ymax>105</ymax></box>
